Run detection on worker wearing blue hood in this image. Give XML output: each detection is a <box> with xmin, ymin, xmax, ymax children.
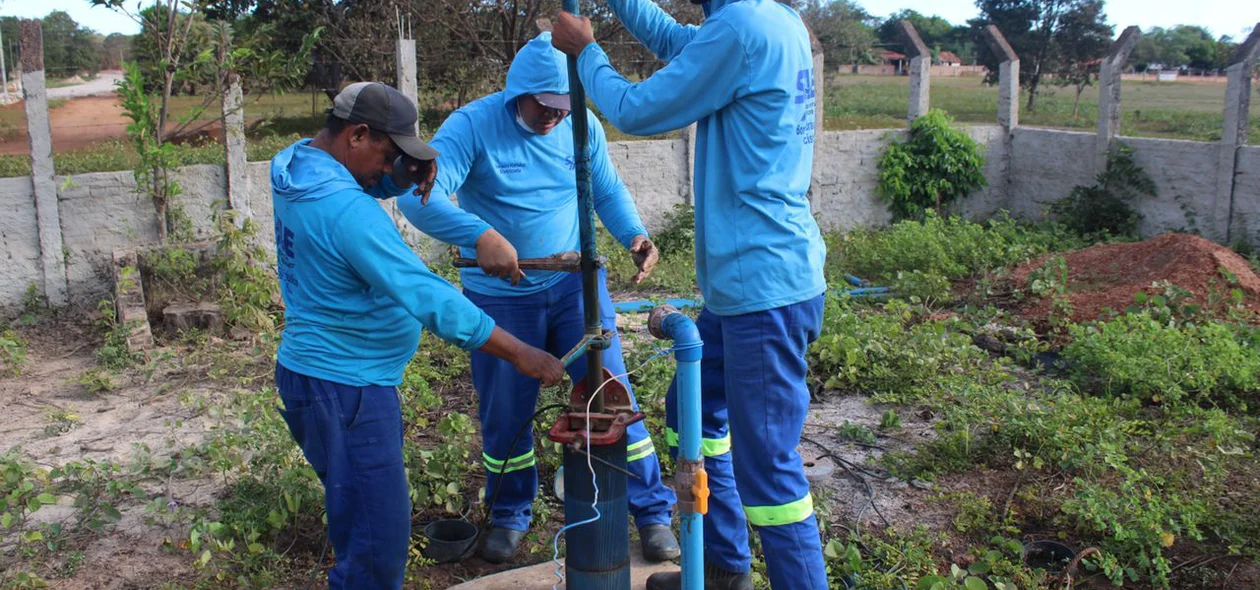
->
<box><xmin>270</xmin><ymin>82</ymin><xmax>565</xmax><ymax>589</ymax></box>
<box><xmin>397</xmin><ymin>33</ymin><xmax>679</xmax><ymax>564</ymax></box>
<box><xmin>553</xmin><ymin>0</ymin><xmax>828</xmax><ymax>588</ymax></box>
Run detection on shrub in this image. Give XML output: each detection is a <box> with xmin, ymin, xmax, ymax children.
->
<box><xmin>1050</xmin><ymin>144</ymin><xmax>1156</xmax><ymax>238</ymax></box>
<box><xmin>809</xmin><ymin>297</ymin><xmax>990</xmax><ymax>403</ymax></box>
<box><xmin>1063</xmin><ymin>312</ymin><xmax>1260</xmax><ymax>409</ymax></box>
<box><xmin>829</xmin><ymin>213</ymin><xmax>1084</xmax><ymax>301</ymax></box>
<box><xmin>876</xmin><ymin>109</ymin><xmax>987</xmax><ymax>221</ymax></box>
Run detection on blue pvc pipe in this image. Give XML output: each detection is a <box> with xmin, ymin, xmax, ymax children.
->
<box><xmin>613</xmin><ymin>298</ymin><xmax>703</xmax><ymax>314</ymax></box>
<box><xmin>656</xmin><ymin>311</ymin><xmax>704</xmax><ymax>590</ymax></box>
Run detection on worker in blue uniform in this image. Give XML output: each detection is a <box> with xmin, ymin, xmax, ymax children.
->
<box><xmin>271</xmin><ymin>82</ymin><xmax>566</xmax><ymax>589</ymax></box>
<box><xmin>553</xmin><ymin>0</ymin><xmax>829</xmax><ymax>587</ymax></box>
<box><xmin>397</xmin><ymin>33</ymin><xmax>679</xmax><ymax>565</ymax></box>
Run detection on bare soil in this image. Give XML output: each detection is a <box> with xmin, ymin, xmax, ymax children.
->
<box><xmin>1010</xmin><ymin>233</ymin><xmax>1260</xmax><ymax>324</ymax></box>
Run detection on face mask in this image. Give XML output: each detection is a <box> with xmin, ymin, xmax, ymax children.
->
<box><xmin>514</xmin><ymin>100</ymin><xmax>537</xmax><ymax>134</ymax></box>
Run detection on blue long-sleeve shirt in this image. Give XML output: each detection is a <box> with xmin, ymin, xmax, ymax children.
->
<box><xmin>398</xmin><ymin>33</ymin><xmax>647</xmax><ymax>298</ymax></box>
<box><xmin>576</xmin><ymin>0</ymin><xmax>827</xmax><ymax>315</ymax></box>
<box><xmin>272</xmin><ymin>139</ymin><xmax>496</xmax><ymax>386</ymax></box>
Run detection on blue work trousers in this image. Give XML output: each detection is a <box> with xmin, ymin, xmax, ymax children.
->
<box><xmin>275</xmin><ymin>363</ymin><xmax>410</xmax><ymax>590</ymax></box>
<box><xmin>466</xmin><ymin>271</ymin><xmax>675</xmax><ymax>532</ymax></box>
<box><xmin>665</xmin><ymin>296</ymin><xmax>828</xmax><ymax>589</ymax></box>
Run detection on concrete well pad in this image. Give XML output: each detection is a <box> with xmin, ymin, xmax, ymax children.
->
<box><xmin>446</xmin><ymin>546</ymin><xmax>677</xmax><ymax>590</ymax></box>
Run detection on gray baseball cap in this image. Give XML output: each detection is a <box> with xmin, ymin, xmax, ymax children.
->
<box><xmin>332</xmin><ymin>82</ymin><xmax>438</xmax><ymax>160</ymax></box>
<box><xmin>533</xmin><ymin>92</ymin><xmax>571</xmax><ymax>111</ymax></box>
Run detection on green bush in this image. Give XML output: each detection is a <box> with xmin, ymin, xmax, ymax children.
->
<box><xmin>876</xmin><ymin>109</ymin><xmax>987</xmax><ymax>221</ymax></box>
<box><xmin>809</xmin><ymin>297</ymin><xmax>990</xmax><ymax>403</ymax></box>
<box><xmin>1064</xmin><ymin>312</ymin><xmax>1260</xmax><ymax>409</ymax></box>
<box><xmin>829</xmin><ymin>213</ymin><xmax>1084</xmax><ymax>301</ymax></box>
<box><xmin>0</xmin><ymin>329</ymin><xmax>27</xmax><ymax>376</ymax></box>
<box><xmin>1050</xmin><ymin>144</ymin><xmax>1157</xmax><ymax>238</ymax></box>
<box><xmin>601</xmin><ymin>206</ymin><xmax>698</xmax><ymax>294</ymax></box>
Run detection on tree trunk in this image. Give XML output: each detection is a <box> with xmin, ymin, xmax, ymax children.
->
<box><xmin>1072</xmin><ymin>83</ymin><xmax>1085</xmax><ymax>120</ymax></box>
<box><xmin>1026</xmin><ymin>76</ymin><xmax>1039</xmax><ymax>111</ymax></box>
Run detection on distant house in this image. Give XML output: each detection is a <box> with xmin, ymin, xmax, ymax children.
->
<box><xmin>875</xmin><ymin>49</ymin><xmax>907</xmax><ymax>74</ymax></box>
<box><xmin>938</xmin><ymin>51</ymin><xmax>963</xmax><ymax>67</ymax></box>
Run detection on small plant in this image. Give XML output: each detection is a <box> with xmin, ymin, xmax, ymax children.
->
<box><xmin>1051</xmin><ymin>144</ymin><xmax>1156</xmax><ymax>238</ymax></box>
<box><xmin>213</xmin><ymin>212</ymin><xmax>281</xmax><ymax>333</ymax></box>
<box><xmin>93</xmin><ymin>300</ymin><xmax>141</xmax><ymax>370</ymax></box>
<box><xmin>75</xmin><ymin>369</ymin><xmax>119</xmax><ymax>395</ymax></box>
<box><xmin>1</xmin><ymin>329</ymin><xmax>28</xmax><ymax>376</ymax></box>
<box><xmin>879</xmin><ymin>409</ymin><xmax>902</xmax><ymax>430</ymax></box>
<box><xmin>18</xmin><ymin>283</ymin><xmax>48</xmax><ymax>325</ymax></box>
<box><xmin>836</xmin><ymin>421</ymin><xmax>878</xmax><ymax>445</ymax></box>
<box><xmin>1026</xmin><ymin>256</ymin><xmax>1068</xmax><ymax>299</ymax></box>
<box><xmin>651</xmin><ymin>203</ymin><xmax>695</xmax><ymax>258</ymax></box>
<box><xmin>877</xmin><ymin>109</ymin><xmax>987</xmax><ymax>220</ymax></box>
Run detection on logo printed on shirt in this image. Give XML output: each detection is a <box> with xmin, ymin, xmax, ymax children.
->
<box><xmin>795</xmin><ymin>68</ymin><xmax>816</xmax><ymax>104</ymax></box>
<box><xmin>795</xmin><ymin>68</ymin><xmax>817</xmax><ymax>145</ymax></box>
<box><xmin>564</xmin><ymin>156</ymin><xmax>576</xmax><ymax>171</ymax></box>
<box><xmin>275</xmin><ymin>217</ymin><xmax>298</xmax><ymax>287</ymax></box>
<box><xmin>498</xmin><ymin>162</ymin><xmax>527</xmax><ymax>175</ymax></box>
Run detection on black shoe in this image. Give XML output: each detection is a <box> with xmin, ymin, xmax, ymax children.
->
<box><xmin>640</xmin><ymin>524</ymin><xmax>681</xmax><ymax>562</ymax></box>
<box><xmin>479</xmin><ymin>527</ymin><xmax>526</xmax><ymax>564</ymax></box>
<box><xmin>646</xmin><ymin>562</ymin><xmax>753</xmax><ymax>590</ymax></box>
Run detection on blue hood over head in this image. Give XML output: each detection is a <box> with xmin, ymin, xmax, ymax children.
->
<box><xmin>271</xmin><ymin>139</ymin><xmax>363</xmax><ymax>203</ymax></box>
<box><xmin>504</xmin><ymin>32</ymin><xmax>569</xmax><ymax>109</ymax></box>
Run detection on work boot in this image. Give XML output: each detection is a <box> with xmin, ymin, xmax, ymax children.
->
<box><xmin>646</xmin><ymin>562</ymin><xmax>753</xmax><ymax>590</ymax></box>
<box><xmin>640</xmin><ymin>524</ymin><xmax>681</xmax><ymax>562</ymax></box>
<box><xmin>479</xmin><ymin>527</ymin><xmax>526</xmax><ymax>564</ymax></box>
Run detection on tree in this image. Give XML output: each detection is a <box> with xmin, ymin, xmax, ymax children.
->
<box><xmin>1050</xmin><ymin>0</ymin><xmax>1112</xmax><ymax>118</ymax></box>
<box><xmin>99</xmin><ymin>33</ymin><xmax>132</xmax><ymax>70</ymax></box>
<box><xmin>1132</xmin><ymin>25</ymin><xmax>1222</xmax><ymax>71</ymax></box>
<box><xmin>37</xmin><ymin>11</ymin><xmax>100</xmax><ymax>77</ymax></box>
<box><xmin>92</xmin><ymin>0</ymin><xmax>320</xmax><ymax>242</ymax></box>
<box><xmin>798</xmin><ymin>0</ymin><xmax>878</xmax><ymax>65</ymax></box>
<box><xmin>971</xmin><ymin>0</ymin><xmax>1113</xmax><ymax>111</ymax></box>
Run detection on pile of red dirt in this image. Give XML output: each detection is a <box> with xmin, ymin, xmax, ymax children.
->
<box><xmin>1009</xmin><ymin>233</ymin><xmax>1260</xmax><ymax>324</ymax></box>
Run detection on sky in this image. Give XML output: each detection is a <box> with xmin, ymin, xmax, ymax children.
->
<box><xmin>1</xmin><ymin>0</ymin><xmax>1258</xmax><ymax>39</ymax></box>
<box><xmin>867</xmin><ymin>0</ymin><xmax>1260</xmax><ymax>40</ymax></box>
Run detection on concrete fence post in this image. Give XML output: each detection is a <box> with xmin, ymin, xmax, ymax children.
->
<box><xmin>679</xmin><ymin>123</ymin><xmax>696</xmax><ymax>206</ymax></box>
<box><xmin>808</xmin><ymin>25</ymin><xmax>825</xmax><ymax>212</ymax></box>
<box><xmin>395</xmin><ymin>37</ymin><xmax>418</xmax><ymax>133</ymax></box>
<box><xmin>222</xmin><ymin>72</ymin><xmax>250</xmax><ymax>225</ymax></box>
<box><xmin>1096</xmin><ymin>26</ymin><xmax>1141</xmax><ymax>172</ymax></box>
<box><xmin>899</xmin><ymin>20</ymin><xmax>931</xmax><ymax>121</ymax></box>
<box><xmin>20</xmin><ymin>20</ymin><xmax>68</xmax><ymax>307</ymax></box>
<box><xmin>1217</xmin><ymin>23</ymin><xmax>1260</xmax><ymax>243</ymax></box>
<box><xmin>982</xmin><ymin>25</ymin><xmax>1020</xmax><ymax>132</ymax></box>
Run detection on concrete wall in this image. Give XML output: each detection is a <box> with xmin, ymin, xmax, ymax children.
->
<box><xmin>1007</xmin><ymin>128</ymin><xmax>1233</xmax><ymax>239</ymax></box>
<box><xmin>3</xmin><ymin>128</ymin><xmax>1259</xmax><ymax>312</ymax></box>
<box><xmin>1008</xmin><ymin>128</ymin><xmax>1098</xmax><ymax>220</ymax></box>
<box><xmin>1233</xmin><ymin>146</ymin><xmax>1260</xmax><ymax>246</ymax></box>
<box><xmin>0</xmin><ymin>177</ymin><xmax>41</xmax><ymax>307</ymax></box>
<box><xmin>1122</xmin><ymin>136</ymin><xmax>1219</xmax><ymax>237</ymax></box>
<box><xmin>810</xmin><ymin>125</ymin><xmax>1008</xmax><ymax>231</ymax></box>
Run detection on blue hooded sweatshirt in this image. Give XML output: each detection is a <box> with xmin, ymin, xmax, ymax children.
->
<box><xmin>575</xmin><ymin>0</ymin><xmax>827</xmax><ymax>315</ymax></box>
<box><xmin>272</xmin><ymin>139</ymin><xmax>496</xmax><ymax>386</ymax></box>
<box><xmin>397</xmin><ymin>32</ymin><xmax>648</xmax><ymax>298</ymax></box>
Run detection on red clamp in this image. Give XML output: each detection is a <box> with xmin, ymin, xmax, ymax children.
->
<box><xmin>547</xmin><ymin>367</ymin><xmax>645</xmax><ymax>447</ymax></box>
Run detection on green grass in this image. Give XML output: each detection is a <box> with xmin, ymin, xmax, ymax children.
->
<box><xmin>825</xmin><ymin>74</ymin><xmax>1260</xmax><ymax>142</ymax></box>
<box><xmin>0</xmin><ymin>134</ymin><xmax>302</xmax><ymax>178</ymax></box>
<box><xmin>0</xmin><ymin>75</ymin><xmax>1251</xmax><ymax>177</ymax></box>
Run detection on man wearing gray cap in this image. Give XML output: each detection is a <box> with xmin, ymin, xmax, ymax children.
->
<box><xmin>270</xmin><ymin>81</ymin><xmax>565</xmax><ymax>589</ymax></box>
